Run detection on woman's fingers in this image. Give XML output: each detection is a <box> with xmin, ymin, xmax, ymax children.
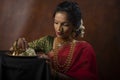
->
<box><xmin>39</xmin><ymin>54</ymin><xmax>49</xmax><ymax>59</ymax></box>
<box><xmin>17</xmin><ymin>38</ymin><xmax>23</xmax><ymax>50</ymax></box>
<box><xmin>38</xmin><ymin>54</ymin><xmax>51</xmax><ymax>65</ymax></box>
<box><xmin>17</xmin><ymin>38</ymin><xmax>28</xmax><ymax>51</ymax></box>
<box><xmin>24</xmin><ymin>40</ymin><xmax>28</xmax><ymax>49</ymax></box>
<box><xmin>22</xmin><ymin>38</ymin><xmax>28</xmax><ymax>50</ymax></box>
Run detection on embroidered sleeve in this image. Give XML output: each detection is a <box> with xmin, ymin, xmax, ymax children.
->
<box><xmin>28</xmin><ymin>35</ymin><xmax>54</xmax><ymax>53</ymax></box>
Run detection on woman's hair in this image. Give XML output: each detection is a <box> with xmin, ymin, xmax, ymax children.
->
<box><xmin>53</xmin><ymin>1</ymin><xmax>82</xmax><ymax>37</ymax></box>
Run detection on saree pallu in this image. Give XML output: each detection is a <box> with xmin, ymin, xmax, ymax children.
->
<box><xmin>64</xmin><ymin>41</ymin><xmax>98</xmax><ymax>80</ymax></box>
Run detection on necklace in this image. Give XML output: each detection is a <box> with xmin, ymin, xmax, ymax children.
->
<box><xmin>53</xmin><ymin>37</ymin><xmax>76</xmax><ymax>73</ymax></box>
<box><xmin>54</xmin><ymin>37</ymin><xmax>70</xmax><ymax>47</ymax></box>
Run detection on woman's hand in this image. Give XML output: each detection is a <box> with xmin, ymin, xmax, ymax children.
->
<box><xmin>10</xmin><ymin>38</ymin><xmax>28</xmax><ymax>51</ymax></box>
<box><xmin>17</xmin><ymin>38</ymin><xmax>28</xmax><ymax>50</ymax></box>
<box><xmin>10</xmin><ymin>38</ymin><xmax>29</xmax><ymax>56</ymax></box>
<box><xmin>37</xmin><ymin>53</ymin><xmax>49</xmax><ymax>59</ymax></box>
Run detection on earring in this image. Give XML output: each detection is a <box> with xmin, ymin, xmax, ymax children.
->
<box><xmin>71</xmin><ymin>31</ymin><xmax>76</xmax><ymax>38</ymax></box>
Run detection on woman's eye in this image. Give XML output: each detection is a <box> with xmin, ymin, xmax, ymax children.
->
<box><xmin>54</xmin><ymin>22</ymin><xmax>58</xmax><ymax>24</ymax></box>
<box><xmin>62</xmin><ymin>23</ymin><xmax>69</xmax><ymax>26</ymax></box>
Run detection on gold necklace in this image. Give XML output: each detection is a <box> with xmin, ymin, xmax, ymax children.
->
<box><xmin>53</xmin><ymin>38</ymin><xmax>76</xmax><ymax>73</ymax></box>
<box><xmin>55</xmin><ymin>37</ymin><xmax>70</xmax><ymax>47</ymax></box>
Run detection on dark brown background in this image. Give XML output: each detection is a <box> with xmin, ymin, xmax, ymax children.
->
<box><xmin>0</xmin><ymin>0</ymin><xmax>120</xmax><ymax>80</ymax></box>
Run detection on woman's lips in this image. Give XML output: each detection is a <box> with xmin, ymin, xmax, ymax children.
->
<box><xmin>56</xmin><ymin>32</ymin><xmax>62</xmax><ymax>35</ymax></box>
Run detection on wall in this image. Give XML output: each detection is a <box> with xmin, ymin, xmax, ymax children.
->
<box><xmin>0</xmin><ymin>0</ymin><xmax>120</xmax><ymax>80</ymax></box>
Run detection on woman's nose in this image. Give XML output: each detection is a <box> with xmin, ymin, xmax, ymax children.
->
<box><xmin>58</xmin><ymin>24</ymin><xmax>62</xmax><ymax>31</ymax></box>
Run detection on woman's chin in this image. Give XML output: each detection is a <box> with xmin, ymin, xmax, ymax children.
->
<box><xmin>56</xmin><ymin>35</ymin><xmax>63</xmax><ymax>38</ymax></box>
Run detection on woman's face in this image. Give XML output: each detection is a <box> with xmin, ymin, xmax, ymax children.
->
<box><xmin>54</xmin><ymin>12</ymin><xmax>73</xmax><ymax>39</ymax></box>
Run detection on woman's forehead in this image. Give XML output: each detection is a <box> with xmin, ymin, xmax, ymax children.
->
<box><xmin>54</xmin><ymin>12</ymin><xmax>69</xmax><ymax>22</ymax></box>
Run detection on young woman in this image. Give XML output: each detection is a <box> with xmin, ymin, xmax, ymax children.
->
<box><xmin>10</xmin><ymin>1</ymin><xmax>98</xmax><ymax>80</ymax></box>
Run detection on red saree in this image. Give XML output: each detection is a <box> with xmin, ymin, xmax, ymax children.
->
<box><xmin>29</xmin><ymin>36</ymin><xmax>98</xmax><ymax>80</ymax></box>
<box><xmin>51</xmin><ymin>41</ymin><xmax>98</xmax><ymax>80</ymax></box>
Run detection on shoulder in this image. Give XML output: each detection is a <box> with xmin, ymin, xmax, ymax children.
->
<box><xmin>74</xmin><ymin>40</ymin><xmax>96</xmax><ymax>56</ymax></box>
<box><xmin>71</xmin><ymin>40</ymin><xmax>97</xmax><ymax>67</ymax></box>
<box><xmin>37</xmin><ymin>35</ymin><xmax>54</xmax><ymax>42</ymax></box>
<box><xmin>75</xmin><ymin>40</ymin><xmax>93</xmax><ymax>49</ymax></box>
<box><xmin>40</xmin><ymin>35</ymin><xmax>54</xmax><ymax>39</ymax></box>
<box><xmin>28</xmin><ymin>35</ymin><xmax>54</xmax><ymax>46</ymax></box>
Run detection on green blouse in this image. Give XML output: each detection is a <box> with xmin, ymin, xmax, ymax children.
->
<box><xmin>28</xmin><ymin>35</ymin><xmax>54</xmax><ymax>54</ymax></box>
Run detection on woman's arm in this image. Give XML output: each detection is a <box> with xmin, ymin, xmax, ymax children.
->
<box><xmin>28</xmin><ymin>35</ymin><xmax>54</xmax><ymax>53</ymax></box>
